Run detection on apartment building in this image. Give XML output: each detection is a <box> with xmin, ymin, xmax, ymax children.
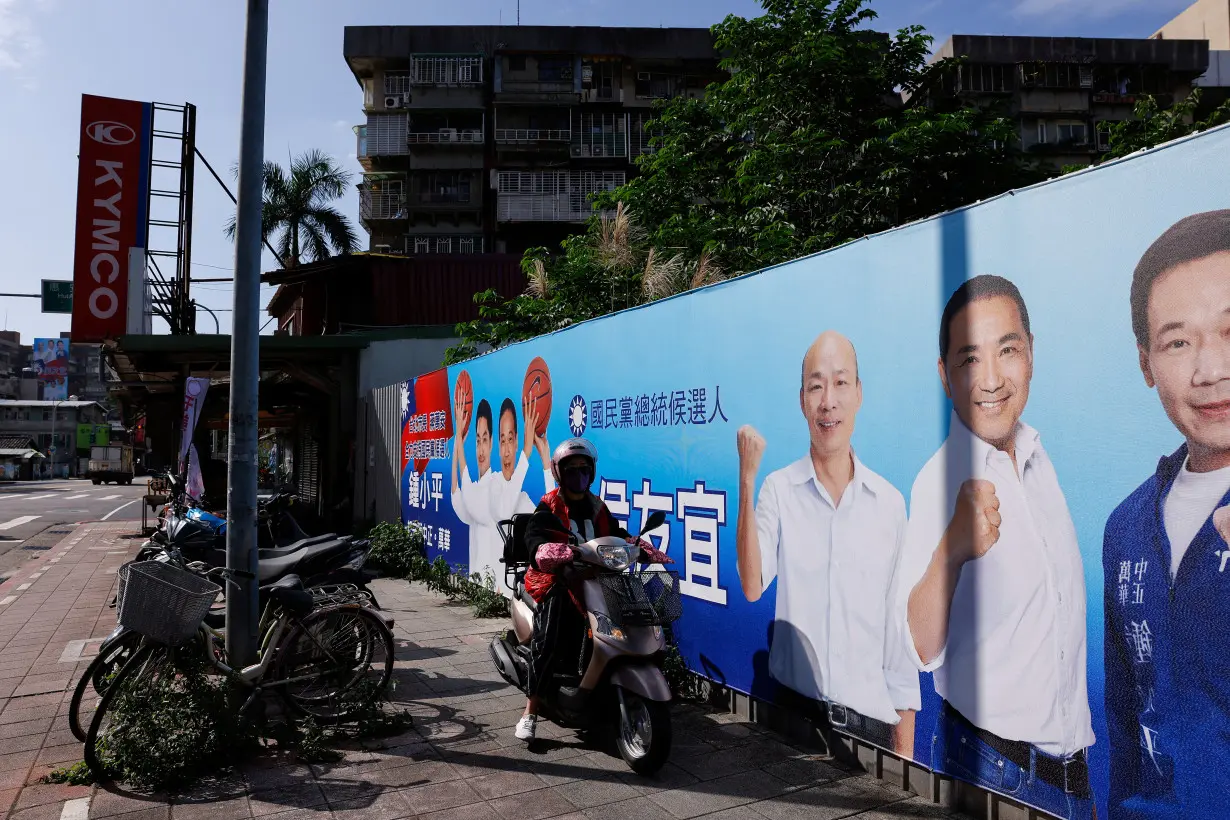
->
<box><xmin>1155</xmin><ymin>0</ymin><xmax>1230</xmax><ymax>98</ymax></box>
<box><xmin>932</xmin><ymin>35</ymin><xmax>1210</xmax><ymax>169</ymax></box>
<box><xmin>344</xmin><ymin>25</ymin><xmax>721</xmax><ymax>256</ymax></box>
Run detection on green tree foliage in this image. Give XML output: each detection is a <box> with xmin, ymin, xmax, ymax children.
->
<box><xmin>1099</xmin><ymin>88</ymin><xmax>1230</xmax><ymax>161</ymax></box>
<box><xmin>447</xmin><ymin>0</ymin><xmax>1038</xmax><ymax>362</ymax></box>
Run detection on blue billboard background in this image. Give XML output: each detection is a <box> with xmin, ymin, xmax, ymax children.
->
<box><xmin>400</xmin><ymin>124</ymin><xmax>1230</xmax><ymax>817</ymax></box>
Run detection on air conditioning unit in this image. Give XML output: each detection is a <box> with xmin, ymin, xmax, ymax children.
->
<box><xmin>384</xmin><ymin>95</ymin><xmax>402</xmax><ymax>109</ymax></box>
<box><xmin>439</xmin><ymin>128</ymin><xmax>458</xmax><ymax>141</ymax></box>
<box><xmin>462</xmin><ymin>129</ymin><xmax>481</xmax><ymax>142</ymax></box>
<box><xmin>591</xmin><ymin>144</ymin><xmax>605</xmax><ymax>157</ymax></box>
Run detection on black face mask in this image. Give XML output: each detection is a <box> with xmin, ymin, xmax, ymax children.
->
<box><xmin>560</xmin><ymin>465</ymin><xmax>593</xmax><ymax>494</ymax></box>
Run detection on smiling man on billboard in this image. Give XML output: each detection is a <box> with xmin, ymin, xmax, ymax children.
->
<box><xmin>735</xmin><ymin>330</ymin><xmax>920</xmax><ymax>757</ymax></box>
<box><xmin>1104</xmin><ymin>209</ymin><xmax>1230</xmax><ymax>820</ymax></box>
<box><xmin>899</xmin><ymin>274</ymin><xmax>1094</xmax><ymax>819</ymax></box>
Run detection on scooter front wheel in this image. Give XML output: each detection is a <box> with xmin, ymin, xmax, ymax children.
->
<box><xmin>614</xmin><ymin>686</ymin><xmax>671</xmax><ymax>775</ymax></box>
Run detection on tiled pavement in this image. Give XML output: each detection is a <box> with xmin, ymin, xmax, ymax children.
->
<box><xmin>0</xmin><ymin>522</ymin><xmax>968</xmax><ymax>820</ymax></box>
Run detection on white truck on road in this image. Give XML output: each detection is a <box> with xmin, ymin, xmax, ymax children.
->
<box><xmin>88</xmin><ymin>445</ymin><xmax>134</xmax><ymax>485</ymax></box>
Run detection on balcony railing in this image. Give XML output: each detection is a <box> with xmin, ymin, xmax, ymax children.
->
<box><xmin>494</xmin><ymin>128</ymin><xmax>571</xmax><ymax>144</ymax></box>
<box><xmin>407</xmin><ymin>129</ymin><xmax>484</xmax><ymax>145</ymax></box>
<box><xmin>359</xmin><ymin>191</ymin><xmax>407</xmax><ymax>221</ymax></box>
<box><xmin>497</xmin><ymin>195</ymin><xmax>617</xmax><ymax>223</ymax></box>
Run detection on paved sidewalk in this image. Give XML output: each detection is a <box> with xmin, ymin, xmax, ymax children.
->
<box><xmin>0</xmin><ymin>522</ymin><xmax>965</xmax><ymax>820</ymax></box>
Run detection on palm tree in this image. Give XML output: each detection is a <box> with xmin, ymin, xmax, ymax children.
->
<box><xmin>224</xmin><ymin>149</ymin><xmax>359</xmax><ymax>268</ymax></box>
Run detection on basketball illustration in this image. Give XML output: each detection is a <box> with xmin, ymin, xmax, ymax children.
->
<box><xmin>522</xmin><ymin>357</ymin><xmax>552</xmax><ymax>437</ymax></box>
<box><xmin>454</xmin><ymin>370</ymin><xmax>473</xmax><ymax>437</ymax></box>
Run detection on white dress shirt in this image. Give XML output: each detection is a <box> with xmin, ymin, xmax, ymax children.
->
<box><xmin>741</xmin><ymin>453</ymin><xmax>921</xmax><ymax>725</ymax></box>
<box><xmin>897</xmin><ymin>413</ymin><xmax>1094</xmax><ymax>755</ymax></box>
<box><xmin>489</xmin><ymin>452</ymin><xmax>556</xmax><ymax>525</ymax></box>
<box><xmin>454</xmin><ymin>467</ymin><xmax>504</xmax><ymax>580</ymax></box>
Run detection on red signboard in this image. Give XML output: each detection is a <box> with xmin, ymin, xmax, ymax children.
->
<box><xmin>401</xmin><ymin>368</ymin><xmax>455</xmax><ymax>476</ymax></box>
<box><xmin>70</xmin><ymin>95</ymin><xmax>152</xmax><ymax>342</ymax></box>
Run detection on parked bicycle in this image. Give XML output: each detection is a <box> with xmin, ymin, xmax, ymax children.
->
<box><xmin>80</xmin><ymin>555</ymin><xmax>394</xmax><ymax>780</ymax></box>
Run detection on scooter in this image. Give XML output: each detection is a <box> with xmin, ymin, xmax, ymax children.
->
<box><xmin>488</xmin><ymin>510</ymin><xmax>681</xmax><ymax>774</ymax></box>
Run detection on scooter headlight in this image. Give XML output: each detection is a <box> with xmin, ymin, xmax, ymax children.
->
<box><xmin>597</xmin><ymin>544</ymin><xmax>632</xmax><ymax>571</ymax></box>
<box><xmin>594</xmin><ymin>612</ymin><xmax>626</xmax><ymax>641</ymax></box>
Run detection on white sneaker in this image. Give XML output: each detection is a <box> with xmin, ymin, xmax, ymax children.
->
<box><xmin>515</xmin><ymin>714</ymin><xmax>538</xmax><ymax>741</ymax></box>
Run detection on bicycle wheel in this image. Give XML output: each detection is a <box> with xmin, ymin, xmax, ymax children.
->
<box><xmin>69</xmin><ymin>631</ymin><xmax>142</xmax><ymax>742</ymax></box>
<box><xmin>272</xmin><ymin>605</ymin><xmax>393</xmax><ymax>723</ymax></box>
<box><xmin>84</xmin><ymin>643</ymin><xmax>171</xmax><ymax>779</ymax></box>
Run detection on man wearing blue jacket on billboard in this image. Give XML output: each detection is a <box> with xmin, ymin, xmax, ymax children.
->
<box><xmin>1104</xmin><ymin>210</ymin><xmax>1230</xmax><ymax>820</ymax></box>
<box><xmin>900</xmin><ymin>275</ymin><xmax>1094</xmax><ymax>820</ymax></box>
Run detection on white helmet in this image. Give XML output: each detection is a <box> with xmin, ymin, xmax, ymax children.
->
<box><xmin>550</xmin><ymin>437</ymin><xmax>598</xmax><ymax>484</ymax></box>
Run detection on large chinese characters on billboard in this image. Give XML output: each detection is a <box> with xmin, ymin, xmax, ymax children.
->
<box><xmin>401</xmin><ymin>125</ymin><xmax>1230</xmax><ymax>820</ymax></box>
<box><xmin>70</xmin><ymin>94</ymin><xmax>152</xmax><ymax>343</ymax></box>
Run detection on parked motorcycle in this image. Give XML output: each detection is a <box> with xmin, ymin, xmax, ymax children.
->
<box><xmin>488</xmin><ymin>510</ymin><xmax>681</xmax><ymax>774</ymax></box>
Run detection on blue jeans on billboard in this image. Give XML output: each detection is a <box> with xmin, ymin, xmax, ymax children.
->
<box><xmin>932</xmin><ymin>702</ymin><xmax>1093</xmax><ymax>820</ymax></box>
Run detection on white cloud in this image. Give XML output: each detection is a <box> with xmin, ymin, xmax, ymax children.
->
<box><xmin>0</xmin><ymin>0</ymin><xmax>43</xmax><ymax>73</ymax></box>
<box><xmin>1014</xmin><ymin>0</ymin><xmax>1182</xmax><ymax>19</ymax></box>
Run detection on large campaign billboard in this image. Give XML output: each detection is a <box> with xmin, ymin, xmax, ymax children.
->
<box><xmin>400</xmin><ymin>123</ymin><xmax>1230</xmax><ymax>820</ymax></box>
<box><xmin>33</xmin><ymin>338</ymin><xmax>68</xmax><ymax>401</ymax></box>
<box><xmin>70</xmin><ymin>94</ymin><xmax>152</xmax><ymax>343</ymax></box>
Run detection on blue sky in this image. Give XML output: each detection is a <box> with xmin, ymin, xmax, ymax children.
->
<box><xmin>0</xmin><ymin>0</ymin><xmax>1194</xmax><ymax>343</ymax></box>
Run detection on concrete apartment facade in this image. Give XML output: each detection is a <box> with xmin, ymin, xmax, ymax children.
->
<box><xmin>343</xmin><ymin>25</ymin><xmax>722</xmax><ymax>257</ymax></box>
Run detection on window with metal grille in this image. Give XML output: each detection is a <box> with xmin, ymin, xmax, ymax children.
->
<box><xmin>410</xmin><ymin>56</ymin><xmax>483</xmax><ymax>86</ymax></box>
<box><xmin>571</xmin><ymin>111</ymin><xmax>628</xmax><ymax>158</ymax></box>
<box><xmin>384</xmin><ymin>72</ymin><xmax>412</xmax><ymax>97</ymax></box>
<box><xmin>960</xmin><ymin>64</ymin><xmax>1014</xmax><ymax>92</ymax></box>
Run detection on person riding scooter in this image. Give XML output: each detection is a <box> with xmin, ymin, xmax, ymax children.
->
<box><xmin>515</xmin><ymin>438</ymin><xmax>671</xmax><ymax>742</ymax></box>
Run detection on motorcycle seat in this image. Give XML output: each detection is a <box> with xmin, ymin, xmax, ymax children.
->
<box><xmin>257</xmin><ymin>533</ymin><xmax>344</xmax><ymax>559</ymax></box>
<box><xmin>256</xmin><ymin>536</ymin><xmax>355</xmax><ymax>582</ymax></box>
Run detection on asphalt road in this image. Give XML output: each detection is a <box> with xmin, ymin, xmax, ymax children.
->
<box><xmin>0</xmin><ymin>479</ymin><xmax>149</xmax><ymax>581</ymax></box>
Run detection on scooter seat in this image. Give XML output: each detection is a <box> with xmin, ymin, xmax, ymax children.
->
<box><xmin>256</xmin><ymin>536</ymin><xmax>355</xmax><ymax>582</ymax></box>
<box><xmin>516</xmin><ymin>583</ymin><xmax>539</xmax><ymax>614</ymax></box>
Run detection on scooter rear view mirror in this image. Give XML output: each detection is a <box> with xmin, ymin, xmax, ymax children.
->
<box><xmin>641</xmin><ymin>511</ymin><xmax>667</xmax><ymax>536</ymax></box>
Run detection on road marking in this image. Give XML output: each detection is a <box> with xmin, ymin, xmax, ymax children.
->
<box><xmin>21</xmin><ymin>494</ymin><xmax>55</xmax><ymax>501</ymax></box>
<box><xmin>63</xmin><ymin>494</ymin><xmax>90</xmax><ymax>500</ymax></box>
<box><xmin>0</xmin><ymin>515</ymin><xmax>40</xmax><ymax>530</ymax></box>
<box><xmin>0</xmin><ymin>595</ymin><xmax>15</xmax><ymax>606</ymax></box>
<box><xmin>98</xmin><ymin>494</ymin><xmax>121</xmax><ymax>500</ymax></box>
<box><xmin>101</xmin><ymin>499</ymin><xmax>141</xmax><ymax>521</ymax></box>
<box><xmin>16</xmin><ymin>583</ymin><xmax>31</xmax><ymax>591</ymax></box>
<box><xmin>61</xmin><ymin>797</ymin><xmax>90</xmax><ymax>820</ymax></box>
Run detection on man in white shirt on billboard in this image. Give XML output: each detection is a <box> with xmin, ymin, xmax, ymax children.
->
<box><xmin>489</xmin><ymin>396</ymin><xmax>555</xmax><ymax>526</ymax></box>
<box><xmin>899</xmin><ymin>274</ymin><xmax>1094</xmax><ymax>820</ymax></box>
<box><xmin>452</xmin><ymin>397</ymin><xmax>505</xmax><ymax>582</ymax></box>
<box><xmin>735</xmin><ymin>330</ymin><xmax>920</xmax><ymax>757</ymax></box>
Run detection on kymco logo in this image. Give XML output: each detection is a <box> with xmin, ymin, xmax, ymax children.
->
<box><xmin>86</xmin><ymin>121</ymin><xmax>135</xmax><ymax>146</ymax></box>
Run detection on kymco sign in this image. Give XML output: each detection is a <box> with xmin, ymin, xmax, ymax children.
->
<box><xmin>70</xmin><ymin>95</ymin><xmax>152</xmax><ymax>342</ymax></box>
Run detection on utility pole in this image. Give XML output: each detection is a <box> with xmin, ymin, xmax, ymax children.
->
<box><xmin>226</xmin><ymin>0</ymin><xmax>269</xmax><ymax>666</ymax></box>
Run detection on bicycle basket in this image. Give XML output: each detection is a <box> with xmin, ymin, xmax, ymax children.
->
<box><xmin>116</xmin><ymin>560</ymin><xmax>220</xmax><ymax>645</ymax></box>
<box><xmin>598</xmin><ymin>569</ymin><xmax>683</xmax><ymax>627</ymax></box>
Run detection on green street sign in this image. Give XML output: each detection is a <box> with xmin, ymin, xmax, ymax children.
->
<box><xmin>41</xmin><ymin>280</ymin><xmax>72</xmax><ymax>314</ymax></box>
